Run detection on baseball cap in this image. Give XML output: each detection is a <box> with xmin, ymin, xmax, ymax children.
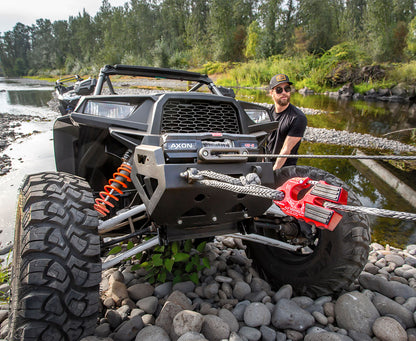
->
<box><xmin>269</xmin><ymin>74</ymin><xmax>293</xmax><ymax>89</ymax></box>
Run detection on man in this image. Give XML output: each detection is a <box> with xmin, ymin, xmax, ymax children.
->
<box><xmin>266</xmin><ymin>74</ymin><xmax>307</xmax><ymax>170</ymax></box>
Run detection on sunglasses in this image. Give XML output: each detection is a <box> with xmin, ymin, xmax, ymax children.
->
<box><xmin>274</xmin><ymin>86</ymin><xmax>291</xmax><ymax>94</ymax></box>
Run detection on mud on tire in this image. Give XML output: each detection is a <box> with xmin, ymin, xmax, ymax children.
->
<box><xmin>9</xmin><ymin>172</ymin><xmax>101</xmax><ymax>341</ymax></box>
<box><xmin>246</xmin><ymin>166</ymin><xmax>371</xmax><ymax>298</ymax></box>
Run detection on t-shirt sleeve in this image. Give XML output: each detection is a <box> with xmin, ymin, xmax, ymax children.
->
<box><xmin>288</xmin><ymin>114</ymin><xmax>307</xmax><ymax>137</ymax></box>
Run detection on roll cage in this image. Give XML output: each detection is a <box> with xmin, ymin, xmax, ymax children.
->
<box><xmin>94</xmin><ymin>64</ymin><xmax>224</xmax><ymax>96</ymax></box>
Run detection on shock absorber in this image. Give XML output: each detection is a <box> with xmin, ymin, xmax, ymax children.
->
<box><xmin>94</xmin><ymin>150</ymin><xmax>133</xmax><ymax>216</ymax></box>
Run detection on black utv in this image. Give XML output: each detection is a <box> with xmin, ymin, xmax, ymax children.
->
<box><xmin>9</xmin><ymin>65</ymin><xmax>370</xmax><ymax>340</ymax></box>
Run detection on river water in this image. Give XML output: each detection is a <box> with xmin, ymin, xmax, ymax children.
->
<box><xmin>0</xmin><ymin>78</ymin><xmax>415</xmax><ymax>248</ymax></box>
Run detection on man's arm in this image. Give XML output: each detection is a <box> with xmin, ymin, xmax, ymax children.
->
<box><xmin>273</xmin><ymin>135</ymin><xmax>302</xmax><ymax>170</ymax></box>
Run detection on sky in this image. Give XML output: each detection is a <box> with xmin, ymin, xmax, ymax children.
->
<box><xmin>1</xmin><ymin>0</ymin><xmax>128</xmax><ymax>34</ymax></box>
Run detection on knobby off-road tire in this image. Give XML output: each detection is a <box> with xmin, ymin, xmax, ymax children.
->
<box><xmin>246</xmin><ymin>166</ymin><xmax>371</xmax><ymax>298</ymax></box>
<box><xmin>9</xmin><ymin>172</ymin><xmax>101</xmax><ymax>341</ymax></box>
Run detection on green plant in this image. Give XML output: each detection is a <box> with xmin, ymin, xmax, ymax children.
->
<box><xmin>108</xmin><ymin>239</ymin><xmax>210</xmax><ymax>285</ymax></box>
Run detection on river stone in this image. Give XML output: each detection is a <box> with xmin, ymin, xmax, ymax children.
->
<box><xmin>372</xmin><ymin>316</ymin><xmax>407</xmax><ymax>341</ymax></box>
<box><xmin>166</xmin><ymin>290</ymin><xmax>193</xmax><ymax>310</ymax></box>
<box><xmin>173</xmin><ymin>310</ymin><xmax>204</xmax><ymax>336</ymax></box>
<box><xmin>173</xmin><ymin>281</ymin><xmax>196</xmax><ymax>293</ymax></box>
<box><xmin>232</xmin><ymin>300</ymin><xmax>250</xmax><ymax>321</ymax></box>
<box><xmin>105</xmin><ymin>310</ymin><xmax>123</xmax><ymax>329</ymax></box>
<box><xmin>250</xmin><ymin>277</ymin><xmax>271</xmax><ymax>293</ymax></box>
<box><xmin>136</xmin><ymin>296</ymin><xmax>158</xmax><ymax>314</ymax></box>
<box><xmin>155</xmin><ymin>301</ymin><xmax>184</xmax><ymax>333</ymax></box>
<box><xmin>110</xmin><ymin>280</ymin><xmax>129</xmax><ymax>305</ymax></box>
<box><xmin>286</xmin><ymin>329</ymin><xmax>303</xmax><ymax>341</ymax></box>
<box><xmin>95</xmin><ymin>323</ymin><xmax>111</xmax><ymax>338</ymax></box>
<box><xmin>134</xmin><ymin>325</ymin><xmax>170</xmax><ymax>341</ymax></box>
<box><xmin>243</xmin><ymin>302</ymin><xmax>271</xmax><ymax>327</ymax></box>
<box><xmin>239</xmin><ymin>326</ymin><xmax>262</xmax><ymax>341</ymax></box>
<box><xmin>272</xmin><ymin>298</ymin><xmax>315</xmax><ymax>331</ymax></box>
<box><xmin>233</xmin><ymin>281</ymin><xmax>251</xmax><ymax>300</ymax></box>
<box><xmin>177</xmin><ymin>331</ymin><xmax>208</xmax><ymax>341</ymax></box>
<box><xmin>385</xmin><ymin>254</ymin><xmax>405</xmax><ymax>266</ymax></box>
<box><xmin>260</xmin><ymin>325</ymin><xmax>276</xmax><ymax>341</ymax></box>
<box><xmin>273</xmin><ymin>284</ymin><xmax>293</xmax><ymax>302</ymax></box>
<box><xmin>201</xmin><ymin>314</ymin><xmax>230</xmax><ymax>341</ymax></box>
<box><xmin>154</xmin><ymin>282</ymin><xmax>173</xmax><ymax>298</ymax></box>
<box><xmin>203</xmin><ymin>282</ymin><xmax>220</xmax><ymax>299</ymax></box>
<box><xmin>334</xmin><ymin>291</ymin><xmax>379</xmax><ymax>335</ymax></box>
<box><xmin>372</xmin><ymin>293</ymin><xmax>415</xmax><ymax>328</ymax></box>
<box><xmin>218</xmin><ymin>308</ymin><xmax>239</xmax><ymax>332</ymax></box>
<box><xmin>113</xmin><ymin>315</ymin><xmax>144</xmax><ymax>341</ymax></box>
<box><xmin>304</xmin><ymin>331</ymin><xmax>353</xmax><ymax>341</ymax></box>
<box><xmin>359</xmin><ymin>272</ymin><xmax>416</xmax><ymax>299</ymax></box>
<box><xmin>127</xmin><ymin>283</ymin><xmax>155</xmax><ymax>301</ymax></box>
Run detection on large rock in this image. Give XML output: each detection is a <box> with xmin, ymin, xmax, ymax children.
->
<box><xmin>334</xmin><ymin>291</ymin><xmax>379</xmax><ymax>335</ymax></box>
<box><xmin>271</xmin><ymin>298</ymin><xmax>315</xmax><ymax>332</ymax></box>
<box><xmin>372</xmin><ymin>316</ymin><xmax>407</xmax><ymax>341</ymax></box>
<box><xmin>359</xmin><ymin>272</ymin><xmax>416</xmax><ymax>299</ymax></box>
<box><xmin>372</xmin><ymin>293</ymin><xmax>415</xmax><ymax>328</ymax></box>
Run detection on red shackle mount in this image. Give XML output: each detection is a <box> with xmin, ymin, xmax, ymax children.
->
<box><xmin>274</xmin><ymin>177</ymin><xmax>348</xmax><ymax>231</ymax></box>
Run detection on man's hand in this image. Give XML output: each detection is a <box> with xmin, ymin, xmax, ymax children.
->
<box><xmin>273</xmin><ymin>135</ymin><xmax>302</xmax><ymax>171</ymax></box>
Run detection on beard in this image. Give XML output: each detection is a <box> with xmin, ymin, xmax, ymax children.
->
<box><xmin>277</xmin><ymin>96</ymin><xmax>290</xmax><ymax>106</ymax></box>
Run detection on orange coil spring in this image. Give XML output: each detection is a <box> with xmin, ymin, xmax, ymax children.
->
<box><xmin>94</xmin><ymin>163</ymin><xmax>132</xmax><ymax>216</ymax></box>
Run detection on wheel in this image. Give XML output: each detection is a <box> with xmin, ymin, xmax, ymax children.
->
<box><xmin>9</xmin><ymin>172</ymin><xmax>101</xmax><ymax>340</ymax></box>
<box><xmin>246</xmin><ymin>166</ymin><xmax>371</xmax><ymax>297</ymax></box>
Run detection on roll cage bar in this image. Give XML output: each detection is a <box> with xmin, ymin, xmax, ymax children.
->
<box><xmin>94</xmin><ymin>64</ymin><xmax>223</xmax><ymax>96</ymax></box>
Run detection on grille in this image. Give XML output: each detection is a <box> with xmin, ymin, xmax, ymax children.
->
<box><xmin>161</xmin><ymin>99</ymin><xmax>240</xmax><ymax>134</ymax></box>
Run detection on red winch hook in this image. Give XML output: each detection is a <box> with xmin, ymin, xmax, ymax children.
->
<box><xmin>274</xmin><ymin>177</ymin><xmax>348</xmax><ymax>231</ymax></box>
<box><xmin>94</xmin><ymin>151</ymin><xmax>133</xmax><ymax>216</ymax></box>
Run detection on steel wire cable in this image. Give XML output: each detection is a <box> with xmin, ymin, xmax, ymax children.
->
<box><xmin>190</xmin><ymin>169</ymin><xmax>416</xmax><ymax>222</ymax></box>
<box><xmin>220</xmin><ymin>153</ymin><xmax>416</xmax><ymax>161</ymax></box>
<box><xmin>324</xmin><ymin>202</ymin><xmax>416</xmax><ymax>221</ymax></box>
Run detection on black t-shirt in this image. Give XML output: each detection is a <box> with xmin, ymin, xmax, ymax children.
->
<box><xmin>266</xmin><ymin>103</ymin><xmax>307</xmax><ymax>167</ymax></box>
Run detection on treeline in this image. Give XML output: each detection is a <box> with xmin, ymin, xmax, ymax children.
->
<box><xmin>1</xmin><ymin>0</ymin><xmax>416</xmax><ymax>77</ymax></box>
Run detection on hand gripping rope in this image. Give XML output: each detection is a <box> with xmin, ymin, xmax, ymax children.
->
<box><xmin>94</xmin><ymin>151</ymin><xmax>133</xmax><ymax>216</ymax></box>
<box><xmin>181</xmin><ymin>168</ymin><xmax>416</xmax><ymax>231</ymax></box>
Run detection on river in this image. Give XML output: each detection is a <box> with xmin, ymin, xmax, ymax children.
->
<box><xmin>0</xmin><ymin>77</ymin><xmax>415</xmax><ymax>248</ymax></box>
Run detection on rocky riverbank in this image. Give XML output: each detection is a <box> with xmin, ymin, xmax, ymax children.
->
<box><xmin>2</xmin><ymin>238</ymin><xmax>416</xmax><ymax>340</ymax></box>
<box><xmin>11</xmin><ymin>238</ymin><xmax>413</xmax><ymax>341</ymax></box>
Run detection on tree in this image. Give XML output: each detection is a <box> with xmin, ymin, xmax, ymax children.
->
<box><xmin>340</xmin><ymin>0</ymin><xmax>366</xmax><ymax>41</ymax></box>
<box><xmin>30</xmin><ymin>19</ymin><xmax>55</xmax><ymax>70</ymax></box>
<box><xmin>296</xmin><ymin>0</ymin><xmax>341</xmax><ymax>54</ymax></box>
<box><xmin>364</xmin><ymin>0</ymin><xmax>395</xmax><ymax>61</ymax></box>
<box><xmin>185</xmin><ymin>0</ymin><xmax>211</xmax><ymax>64</ymax></box>
<box><xmin>405</xmin><ymin>16</ymin><xmax>416</xmax><ymax>58</ymax></box>
<box><xmin>244</xmin><ymin>20</ymin><xmax>261</xmax><ymax>59</ymax></box>
<box><xmin>0</xmin><ymin>23</ymin><xmax>31</xmax><ymax>76</ymax></box>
